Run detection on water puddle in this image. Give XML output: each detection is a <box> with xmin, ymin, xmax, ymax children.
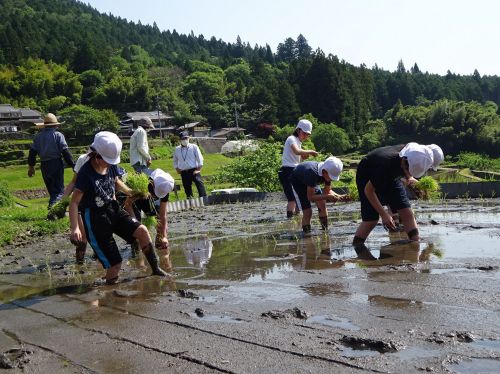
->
<box><xmin>469</xmin><ymin>339</ymin><xmax>500</xmax><ymax>353</ymax></box>
<box><xmin>306</xmin><ymin>315</ymin><xmax>360</xmax><ymax>330</ymax></box>
<box><xmin>340</xmin><ymin>346</ymin><xmax>380</xmax><ymax>358</ymax></box>
<box><xmin>1</xmin><ymin>206</ymin><xmax>499</xmax><ymax>308</ymax></box>
<box><xmin>448</xmin><ymin>358</ymin><xmax>500</xmax><ymax>373</ymax></box>
<box><xmin>389</xmin><ymin>346</ymin><xmax>441</xmax><ymax>360</ymax></box>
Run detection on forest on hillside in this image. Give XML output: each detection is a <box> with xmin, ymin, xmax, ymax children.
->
<box><xmin>0</xmin><ymin>0</ymin><xmax>499</xmax><ymax>156</ymax></box>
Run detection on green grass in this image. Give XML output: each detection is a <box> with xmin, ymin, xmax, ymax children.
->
<box><xmin>0</xmin><ymin>198</ymin><xmax>68</xmax><ymax>248</ymax></box>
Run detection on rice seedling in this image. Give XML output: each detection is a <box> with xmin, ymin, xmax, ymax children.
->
<box><xmin>413</xmin><ymin>176</ymin><xmax>440</xmax><ymax>200</ymax></box>
<box><xmin>48</xmin><ymin>197</ymin><xmax>70</xmax><ymax>219</ymax></box>
<box><xmin>126</xmin><ymin>173</ymin><xmax>150</xmax><ymax>198</ymax></box>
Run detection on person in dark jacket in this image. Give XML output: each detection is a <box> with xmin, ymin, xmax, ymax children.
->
<box><xmin>352</xmin><ymin>142</ymin><xmax>441</xmax><ymax>246</ymax></box>
<box><xmin>28</xmin><ymin>113</ymin><xmax>75</xmax><ymax>209</ymax></box>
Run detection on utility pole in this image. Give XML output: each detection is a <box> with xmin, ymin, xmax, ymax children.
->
<box><xmin>233</xmin><ymin>101</ymin><xmax>239</xmax><ymax>129</ymax></box>
<box><xmin>156</xmin><ymin>95</ymin><xmax>162</xmax><ymax>138</ymax></box>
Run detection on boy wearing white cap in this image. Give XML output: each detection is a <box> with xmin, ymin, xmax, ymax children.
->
<box><xmin>278</xmin><ymin>119</ymin><xmax>319</xmax><ymax>218</ymax></box>
<box><xmin>290</xmin><ymin>156</ymin><xmax>348</xmax><ymax>233</ymax></box>
<box><xmin>124</xmin><ymin>168</ymin><xmax>175</xmax><ymax>250</ymax></box>
<box><xmin>69</xmin><ymin>131</ymin><xmax>169</xmax><ymax>284</ymax></box>
<box><xmin>352</xmin><ymin>142</ymin><xmax>441</xmax><ymax>246</ymax></box>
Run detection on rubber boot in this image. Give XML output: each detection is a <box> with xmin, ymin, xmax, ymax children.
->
<box><xmin>286</xmin><ymin>211</ymin><xmax>294</xmax><ymax>218</ymax></box>
<box><xmin>302</xmin><ymin>224</ymin><xmax>312</xmax><ymax>234</ymax></box>
<box><xmin>143</xmin><ymin>243</ymin><xmax>169</xmax><ymax>276</ymax></box>
<box><xmin>319</xmin><ymin>216</ymin><xmax>328</xmax><ymax>230</ymax></box>
<box><xmin>75</xmin><ymin>242</ymin><xmax>87</xmax><ymax>265</ymax></box>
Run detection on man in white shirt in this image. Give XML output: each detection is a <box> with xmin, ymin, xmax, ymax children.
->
<box><xmin>129</xmin><ymin>117</ymin><xmax>153</xmax><ymax>174</ymax></box>
<box><xmin>173</xmin><ymin>131</ymin><xmax>207</xmax><ymax>198</ymax></box>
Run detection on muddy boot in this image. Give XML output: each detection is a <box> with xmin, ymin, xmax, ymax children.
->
<box><xmin>286</xmin><ymin>211</ymin><xmax>294</xmax><ymax>218</ymax></box>
<box><xmin>319</xmin><ymin>216</ymin><xmax>328</xmax><ymax>230</ymax></box>
<box><xmin>75</xmin><ymin>242</ymin><xmax>87</xmax><ymax>265</ymax></box>
<box><xmin>130</xmin><ymin>241</ymin><xmax>139</xmax><ymax>258</ymax></box>
<box><xmin>302</xmin><ymin>224</ymin><xmax>312</xmax><ymax>234</ymax></box>
<box><xmin>143</xmin><ymin>243</ymin><xmax>169</xmax><ymax>276</ymax></box>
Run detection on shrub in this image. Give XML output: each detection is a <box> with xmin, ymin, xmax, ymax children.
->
<box><xmin>311</xmin><ymin>124</ymin><xmax>351</xmax><ymax>154</ymax></box>
<box><xmin>457</xmin><ymin>152</ymin><xmax>497</xmax><ymax>171</ymax></box>
<box><xmin>0</xmin><ymin>181</ymin><xmax>14</xmax><ymax>208</ymax></box>
<box><xmin>214</xmin><ymin>142</ymin><xmax>282</xmax><ymax>191</ymax></box>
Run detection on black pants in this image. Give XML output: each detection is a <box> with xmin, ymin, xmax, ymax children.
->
<box><xmin>181</xmin><ymin>169</ymin><xmax>206</xmax><ymax>198</ymax></box>
<box><xmin>41</xmin><ymin>158</ymin><xmax>64</xmax><ymax>207</ymax></box>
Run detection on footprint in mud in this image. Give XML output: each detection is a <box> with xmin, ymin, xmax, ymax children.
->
<box><xmin>340</xmin><ymin>335</ymin><xmax>400</xmax><ymax>353</ymax></box>
<box><xmin>261</xmin><ymin>307</ymin><xmax>308</xmax><ymax>320</ymax></box>
<box><xmin>0</xmin><ymin>348</ymin><xmax>33</xmax><ymax>369</ymax></box>
<box><xmin>177</xmin><ymin>289</ymin><xmax>199</xmax><ymax>299</ymax></box>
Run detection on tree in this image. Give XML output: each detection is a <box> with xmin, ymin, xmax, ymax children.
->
<box><xmin>295</xmin><ymin>34</ymin><xmax>312</xmax><ymax>59</ymax></box>
<box><xmin>311</xmin><ymin>123</ymin><xmax>352</xmax><ymax>154</ymax></box>
<box><xmin>59</xmin><ymin>104</ymin><xmax>119</xmax><ymax>139</ymax></box>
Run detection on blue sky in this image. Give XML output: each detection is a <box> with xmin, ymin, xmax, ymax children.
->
<box><xmin>84</xmin><ymin>0</ymin><xmax>500</xmax><ymax>76</ymax></box>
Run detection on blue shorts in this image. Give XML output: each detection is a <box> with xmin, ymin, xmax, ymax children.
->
<box><xmin>82</xmin><ymin>200</ymin><xmax>141</xmax><ymax>268</ymax></box>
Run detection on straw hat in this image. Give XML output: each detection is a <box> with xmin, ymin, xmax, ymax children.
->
<box><xmin>35</xmin><ymin>113</ymin><xmax>64</xmax><ymax>128</ymax></box>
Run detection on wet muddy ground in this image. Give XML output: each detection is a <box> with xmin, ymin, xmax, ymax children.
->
<box><xmin>0</xmin><ymin>196</ymin><xmax>499</xmax><ymax>373</ymax></box>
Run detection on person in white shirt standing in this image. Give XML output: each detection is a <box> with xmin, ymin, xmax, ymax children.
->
<box><xmin>173</xmin><ymin>131</ymin><xmax>207</xmax><ymax>198</ymax></box>
<box><xmin>278</xmin><ymin>119</ymin><xmax>318</xmax><ymax>218</ymax></box>
<box><xmin>129</xmin><ymin>117</ymin><xmax>154</xmax><ymax>174</ymax></box>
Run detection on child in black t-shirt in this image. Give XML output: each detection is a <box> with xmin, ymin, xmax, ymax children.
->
<box><xmin>123</xmin><ymin>169</ymin><xmax>174</xmax><ymax>250</ymax></box>
<box><xmin>290</xmin><ymin>156</ymin><xmax>348</xmax><ymax>233</ymax></box>
<box><xmin>352</xmin><ymin>142</ymin><xmax>441</xmax><ymax>246</ymax></box>
<box><xmin>69</xmin><ymin>132</ymin><xmax>168</xmax><ymax>284</ymax></box>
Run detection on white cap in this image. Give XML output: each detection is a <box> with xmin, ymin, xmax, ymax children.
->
<box><xmin>399</xmin><ymin>142</ymin><xmax>434</xmax><ymax>178</ymax></box>
<box><xmin>90</xmin><ymin>131</ymin><xmax>122</xmax><ymax>165</ymax></box>
<box><xmin>318</xmin><ymin>156</ymin><xmax>343</xmax><ymax>181</ymax></box>
<box><xmin>427</xmin><ymin>144</ymin><xmax>444</xmax><ymax>170</ymax></box>
<box><xmin>296</xmin><ymin>119</ymin><xmax>312</xmax><ymax>134</ymax></box>
<box><xmin>150</xmin><ymin>169</ymin><xmax>174</xmax><ymax>198</ymax></box>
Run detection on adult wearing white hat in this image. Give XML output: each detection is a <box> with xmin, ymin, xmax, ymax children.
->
<box><xmin>124</xmin><ymin>168</ymin><xmax>175</xmax><ymax>250</ymax></box>
<box><xmin>28</xmin><ymin>113</ymin><xmax>75</xmax><ymax>211</ymax></box>
<box><xmin>129</xmin><ymin>116</ymin><xmax>154</xmax><ymax>174</ymax></box>
<box><xmin>352</xmin><ymin>142</ymin><xmax>441</xmax><ymax>246</ymax></box>
<box><xmin>69</xmin><ymin>131</ymin><xmax>169</xmax><ymax>284</ymax></box>
<box><xmin>278</xmin><ymin>119</ymin><xmax>319</xmax><ymax>218</ymax></box>
<box><xmin>290</xmin><ymin>156</ymin><xmax>348</xmax><ymax>233</ymax></box>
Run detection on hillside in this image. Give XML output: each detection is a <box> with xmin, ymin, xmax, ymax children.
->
<box><xmin>0</xmin><ymin>0</ymin><xmax>499</xmax><ymax>156</ymax></box>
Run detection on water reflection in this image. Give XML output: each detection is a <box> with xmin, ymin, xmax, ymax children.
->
<box><xmin>353</xmin><ymin>241</ymin><xmax>440</xmax><ymax>268</ymax></box>
<box><xmin>184</xmin><ymin>237</ymin><xmax>213</xmax><ymax>269</ymax></box>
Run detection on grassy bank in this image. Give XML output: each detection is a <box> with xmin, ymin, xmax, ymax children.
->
<box><xmin>0</xmin><ymin>198</ymin><xmax>69</xmax><ymax>248</ymax></box>
<box><xmin>0</xmin><ymin>150</ymin><xmax>234</xmax><ymax>248</ymax></box>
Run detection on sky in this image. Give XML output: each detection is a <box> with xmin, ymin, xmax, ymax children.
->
<box><xmin>83</xmin><ymin>0</ymin><xmax>500</xmax><ymax>76</ymax></box>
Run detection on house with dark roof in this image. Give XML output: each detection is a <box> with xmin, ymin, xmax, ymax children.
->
<box><xmin>118</xmin><ymin>111</ymin><xmax>175</xmax><ymax>137</ymax></box>
<box><xmin>0</xmin><ymin>104</ymin><xmax>42</xmax><ymax>132</ymax></box>
<box><xmin>211</xmin><ymin>127</ymin><xmax>245</xmax><ymax>140</ymax></box>
<box><xmin>177</xmin><ymin>121</ymin><xmax>211</xmax><ymax>137</ymax></box>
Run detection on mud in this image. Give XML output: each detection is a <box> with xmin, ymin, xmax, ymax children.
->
<box><xmin>0</xmin><ymin>196</ymin><xmax>499</xmax><ymax>373</ymax></box>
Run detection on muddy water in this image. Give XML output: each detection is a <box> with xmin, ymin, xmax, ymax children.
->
<box><xmin>0</xmin><ymin>199</ymin><xmax>499</xmax><ymax>372</ymax></box>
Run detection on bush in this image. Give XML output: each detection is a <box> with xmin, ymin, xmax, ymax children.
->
<box><xmin>457</xmin><ymin>152</ymin><xmax>497</xmax><ymax>171</ymax></box>
<box><xmin>311</xmin><ymin>124</ymin><xmax>351</xmax><ymax>154</ymax></box>
<box><xmin>214</xmin><ymin>142</ymin><xmax>282</xmax><ymax>192</ymax></box>
<box><xmin>0</xmin><ymin>181</ymin><xmax>14</xmax><ymax>208</ymax></box>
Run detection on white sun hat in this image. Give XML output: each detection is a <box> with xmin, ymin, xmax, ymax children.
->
<box><xmin>399</xmin><ymin>142</ymin><xmax>434</xmax><ymax>178</ymax></box>
<box><xmin>296</xmin><ymin>119</ymin><xmax>313</xmax><ymax>134</ymax></box>
<box><xmin>150</xmin><ymin>169</ymin><xmax>175</xmax><ymax>198</ymax></box>
<box><xmin>318</xmin><ymin>156</ymin><xmax>343</xmax><ymax>181</ymax></box>
<box><xmin>90</xmin><ymin>131</ymin><xmax>122</xmax><ymax>165</ymax></box>
<box><xmin>426</xmin><ymin>144</ymin><xmax>444</xmax><ymax>170</ymax></box>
